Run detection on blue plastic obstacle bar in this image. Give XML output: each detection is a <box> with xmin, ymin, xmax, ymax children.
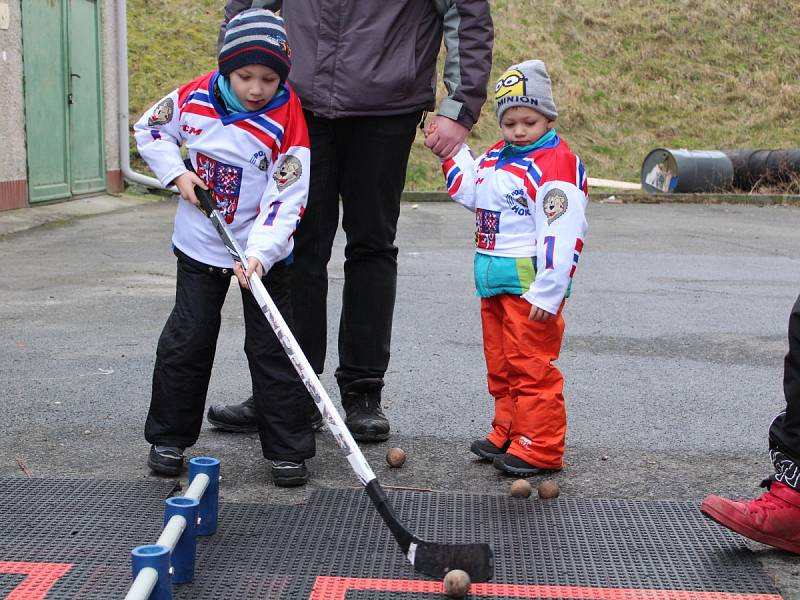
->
<box><xmin>125</xmin><ymin>457</ymin><xmax>220</xmax><ymax>600</ymax></box>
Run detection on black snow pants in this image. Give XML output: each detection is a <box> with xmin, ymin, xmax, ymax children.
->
<box><xmin>145</xmin><ymin>249</ymin><xmax>315</xmax><ymax>462</ymax></box>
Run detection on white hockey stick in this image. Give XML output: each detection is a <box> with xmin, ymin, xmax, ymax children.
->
<box><xmin>195</xmin><ymin>187</ymin><xmax>494</xmax><ymax>581</ymax></box>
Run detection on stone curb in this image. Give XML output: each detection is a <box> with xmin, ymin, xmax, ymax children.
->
<box><xmin>402</xmin><ymin>190</ymin><xmax>800</xmax><ymax>206</ymax></box>
<box><xmin>2</xmin><ymin>188</ymin><xmax>798</xmax><ymax>239</ymax></box>
<box><xmin>0</xmin><ymin>192</ymin><xmax>166</xmax><ymax>238</ymax></box>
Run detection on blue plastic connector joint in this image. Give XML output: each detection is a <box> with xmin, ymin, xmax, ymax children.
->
<box><xmin>164</xmin><ymin>496</ymin><xmax>199</xmax><ymax>584</ymax></box>
<box><xmin>189</xmin><ymin>456</ymin><xmax>220</xmax><ymax>536</ymax></box>
<box><xmin>131</xmin><ymin>544</ymin><xmax>172</xmax><ymax>600</ymax></box>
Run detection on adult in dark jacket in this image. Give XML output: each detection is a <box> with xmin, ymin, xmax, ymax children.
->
<box><xmin>701</xmin><ymin>294</ymin><xmax>800</xmax><ymax>554</ymax></box>
<box><xmin>207</xmin><ymin>0</ymin><xmax>494</xmax><ymax>441</ymax></box>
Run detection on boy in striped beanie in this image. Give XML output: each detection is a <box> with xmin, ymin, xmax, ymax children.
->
<box><xmin>134</xmin><ymin>8</ymin><xmax>316</xmax><ymax>487</ymax></box>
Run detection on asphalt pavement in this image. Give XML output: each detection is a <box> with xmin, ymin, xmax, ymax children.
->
<box><xmin>1</xmin><ymin>192</ymin><xmax>799</xmax><ymax>596</ymax></box>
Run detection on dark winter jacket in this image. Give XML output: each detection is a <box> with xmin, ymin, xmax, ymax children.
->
<box><xmin>220</xmin><ymin>0</ymin><xmax>493</xmax><ymax>129</ymax></box>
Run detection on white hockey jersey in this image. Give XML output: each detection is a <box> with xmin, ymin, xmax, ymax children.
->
<box><xmin>442</xmin><ymin>135</ymin><xmax>588</xmax><ymax>314</ymax></box>
<box><xmin>133</xmin><ymin>71</ymin><xmax>310</xmax><ymax>272</ymax></box>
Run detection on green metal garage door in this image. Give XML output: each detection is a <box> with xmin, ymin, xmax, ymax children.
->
<box><xmin>22</xmin><ymin>0</ymin><xmax>106</xmax><ymax>203</ymax></box>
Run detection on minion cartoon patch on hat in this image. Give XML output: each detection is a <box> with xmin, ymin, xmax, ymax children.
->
<box><xmin>495</xmin><ymin>67</ymin><xmax>527</xmax><ymax>101</ymax></box>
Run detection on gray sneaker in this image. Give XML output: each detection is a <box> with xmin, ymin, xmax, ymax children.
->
<box><xmin>147</xmin><ymin>445</ymin><xmax>185</xmax><ymax>476</ymax></box>
<box><xmin>271</xmin><ymin>460</ymin><xmax>308</xmax><ymax>487</ymax></box>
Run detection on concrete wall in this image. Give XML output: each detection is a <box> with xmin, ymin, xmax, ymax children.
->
<box><xmin>0</xmin><ymin>0</ymin><xmax>123</xmax><ymax>212</ymax></box>
<box><xmin>0</xmin><ymin>0</ymin><xmax>29</xmax><ymax>210</ymax></box>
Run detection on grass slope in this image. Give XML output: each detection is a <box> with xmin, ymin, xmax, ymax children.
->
<box><xmin>128</xmin><ymin>0</ymin><xmax>800</xmax><ymax>191</ymax></box>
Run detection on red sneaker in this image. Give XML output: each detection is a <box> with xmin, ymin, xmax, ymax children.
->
<box><xmin>700</xmin><ymin>482</ymin><xmax>800</xmax><ymax>554</ymax></box>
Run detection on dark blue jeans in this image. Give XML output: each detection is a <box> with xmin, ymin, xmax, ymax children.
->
<box><xmin>291</xmin><ymin>110</ymin><xmax>422</xmax><ymax>389</ymax></box>
<box><xmin>769</xmin><ymin>294</ymin><xmax>800</xmax><ymax>489</ymax></box>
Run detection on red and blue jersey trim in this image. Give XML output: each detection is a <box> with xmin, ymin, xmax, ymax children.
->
<box><xmin>181</xmin><ymin>90</ymin><xmax>217</xmax><ymax>120</ymax></box>
<box><xmin>570</xmin><ymin>238</ymin><xmax>585</xmax><ymax>278</ymax></box>
<box><xmin>577</xmin><ymin>157</ymin><xmax>588</xmax><ymax>195</ymax></box>
<box><xmin>442</xmin><ymin>158</ymin><xmax>463</xmax><ymax>196</ymax></box>
<box><xmin>478</xmin><ymin>141</ymin><xmax>504</xmax><ymax>170</ymax></box>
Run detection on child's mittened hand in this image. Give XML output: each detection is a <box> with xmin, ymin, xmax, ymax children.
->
<box><xmin>174</xmin><ymin>171</ymin><xmax>207</xmax><ymax>207</ymax></box>
<box><xmin>529</xmin><ymin>305</ymin><xmax>554</xmax><ymax>321</ymax></box>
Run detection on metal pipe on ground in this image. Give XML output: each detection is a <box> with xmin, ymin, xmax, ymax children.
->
<box><xmin>641</xmin><ymin>148</ymin><xmax>800</xmax><ymax>194</ymax></box>
<box><xmin>723</xmin><ymin>149</ymin><xmax>800</xmax><ymax>190</ymax></box>
<box><xmin>641</xmin><ymin>149</ymin><xmax>734</xmax><ymax>194</ymax></box>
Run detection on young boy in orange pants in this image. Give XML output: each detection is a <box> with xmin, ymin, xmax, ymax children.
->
<box><xmin>427</xmin><ymin>59</ymin><xmax>588</xmax><ymax>476</ymax></box>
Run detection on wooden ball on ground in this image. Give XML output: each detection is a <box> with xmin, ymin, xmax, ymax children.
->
<box><xmin>385</xmin><ymin>447</ymin><xmax>406</xmax><ymax>468</ymax></box>
<box><xmin>443</xmin><ymin>569</ymin><xmax>471</xmax><ymax>598</ymax></box>
<box><xmin>510</xmin><ymin>478</ymin><xmax>532</xmax><ymax>498</ymax></box>
<box><xmin>537</xmin><ymin>479</ymin><xmax>560</xmax><ymax>499</ymax></box>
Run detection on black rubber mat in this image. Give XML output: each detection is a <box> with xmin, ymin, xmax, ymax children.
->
<box><xmin>186</xmin><ymin>489</ymin><xmax>781</xmax><ymax>600</ymax></box>
<box><xmin>0</xmin><ymin>480</ymin><xmax>782</xmax><ymax>599</ymax></box>
<box><xmin>0</xmin><ymin>478</ymin><xmax>177</xmax><ymax>599</ymax></box>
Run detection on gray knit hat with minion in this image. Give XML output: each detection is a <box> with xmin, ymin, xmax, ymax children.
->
<box><xmin>218</xmin><ymin>8</ymin><xmax>291</xmax><ymax>81</ymax></box>
<box><xmin>495</xmin><ymin>59</ymin><xmax>558</xmax><ymax>123</ymax></box>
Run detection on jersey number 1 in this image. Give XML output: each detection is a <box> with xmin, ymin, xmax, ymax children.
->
<box><xmin>264</xmin><ymin>201</ymin><xmax>283</xmax><ymax>226</ymax></box>
<box><xmin>543</xmin><ymin>236</ymin><xmax>555</xmax><ymax>270</ymax></box>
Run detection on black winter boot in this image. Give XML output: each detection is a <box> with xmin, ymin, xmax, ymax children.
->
<box><xmin>207</xmin><ymin>396</ymin><xmax>259</xmax><ymax>432</ymax></box>
<box><xmin>339</xmin><ymin>378</ymin><xmax>390</xmax><ymax>442</ymax></box>
<box><xmin>470</xmin><ymin>438</ymin><xmax>510</xmax><ymax>461</ymax></box>
<box><xmin>208</xmin><ymin>395</ymin><xmax>324</xmax><ymax>433</ymax></box>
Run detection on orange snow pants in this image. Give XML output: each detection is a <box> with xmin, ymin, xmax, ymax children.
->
<box><xmin>481</xmin><ymin>294</ymin><xmax>566</xmax><ymax>470</ymax></box>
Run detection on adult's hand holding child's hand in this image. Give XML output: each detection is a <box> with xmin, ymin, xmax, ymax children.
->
<box><xmin>423</xmin><ymin>115</ymin><xmax>468</xmax><ymax>160</ymax></box>
<box><xmin>174</xmin><ymin>171</ymin><xmax>207</xmax><ymax>207</ymax></box>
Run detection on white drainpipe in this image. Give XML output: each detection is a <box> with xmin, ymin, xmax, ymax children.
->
<box><xmin>116</xmin><ymin>0</ymin><xmax>175</xmax><ymax>191</ymax></box>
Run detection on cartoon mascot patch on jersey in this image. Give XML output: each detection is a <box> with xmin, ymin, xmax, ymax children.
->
<box><xmin>542</xmin><ymin>188</ymin><xmax>568</xmax><ymax>224</ymax></box>
<box><xmin>147</xmin><ymin>98</ymin><xmax>174</xmax><ymax>127</ymax></box>
<box><xmin>273</xmin><ymin>156</ymin><xmax>302</xmax><ymax>191</ymax></box>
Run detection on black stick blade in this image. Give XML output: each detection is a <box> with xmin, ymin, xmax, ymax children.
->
<box><xmin>413</xmin><ymin>540</ymin><xmax>494</xmax><ymax>582</ymax></box>
<box><xmin>364</xmin><ymin>480</ymin><xmax>495</xmax><ymax>583</ymax></box>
